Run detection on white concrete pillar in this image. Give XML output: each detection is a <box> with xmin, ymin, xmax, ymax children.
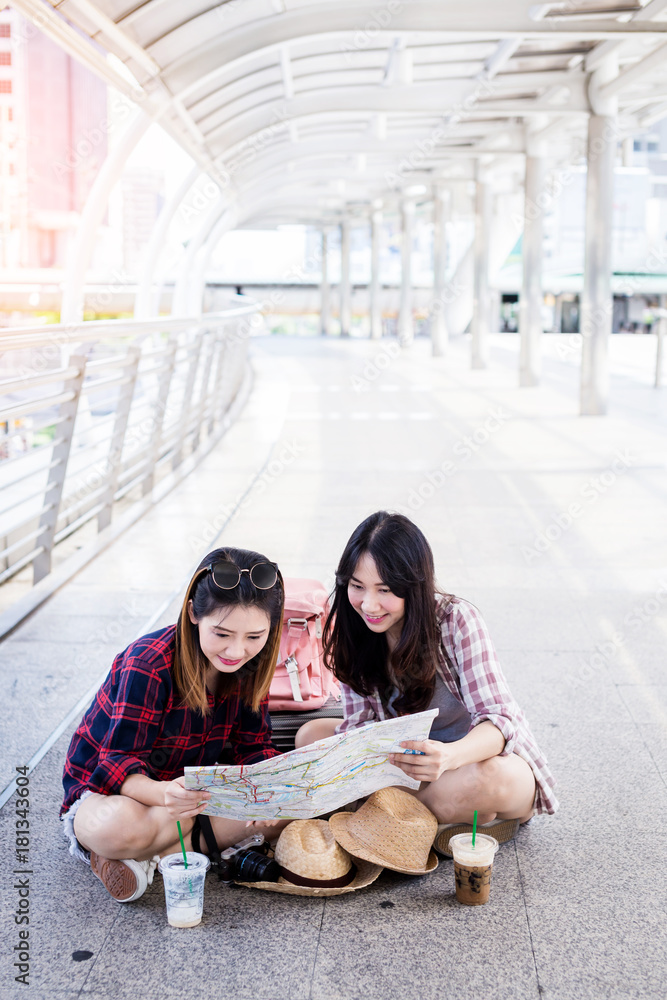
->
<box><xmin>431</xmin><ymin>186</ymin><xmax>449</xmax><ymax>356</ymax></box>
<box><xmin>490</xmin><ymin>288</ymin><xmax>501</xmax><ymax>334</ymax></box>
<box><xmin>655</xmin><ymin>296</ymin><xmax>666</xmax><ymax>389</ymax></box>
<box><xmin>622</xmin><ymin>136</ymin><xmax>633</xmax><ymax>168</ymax></box>
<box><xmin>340</xmin><ymin>218</ymin><xmax>351</xmax><ymax>337</ymax></box>
<box><xmin>552</xmin><ymin>294</ymin><xmax>563</xmax><ymax>334</ymax></box>
<box><xmin>398</xmin><ymin>199</ymin><xmax>415</xmax><ymax>347</ymax></box>
<box><xmin>370</xmin><ymin>208</ymin><xmax>382</xmax><ymax>340</ymax></box>
<box><xmin>580</xmin><ymin>113</ymin><xmax>616</xmax><ymax>414</ymax></box>
<box><xmin>471</xmin><ymin>168</ymin><xmax>492</xmax><ymax>369</ymax></box>
<box><xmin>519</xmin><ymin>145</ymin><xmax>547</xmax><ymax>386</ymax></box>
<box><xmin>320</xmin><ymin>228</ymin><xmax>332</xmax><ymax>335</ymax></box>
<box><xmin>581</xmin><ymin>57</ymin><xmax>618</xmax><ymax>415</ymax></box>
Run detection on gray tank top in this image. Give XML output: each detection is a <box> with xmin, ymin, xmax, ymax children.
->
<box><xmin>384</xmin><ymin>669</ymin><xmax>472</xmax><ymax>743</ymax></box>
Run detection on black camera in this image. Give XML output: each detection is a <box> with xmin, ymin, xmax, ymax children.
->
<box><xmin>218</xmin><ymin>834</ymin><xmax>281</xmax><ymax>883</ymax></box>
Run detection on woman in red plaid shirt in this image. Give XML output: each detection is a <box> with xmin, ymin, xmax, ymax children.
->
<box><xmin>296</xmin><ymin>512</ymin><xmax>558</xmax><ymax>853</ymax></box>
<box><xmin>61</xmin><ymin>547</ymin><xmax>287</xmax><ymax>902</ymax></box>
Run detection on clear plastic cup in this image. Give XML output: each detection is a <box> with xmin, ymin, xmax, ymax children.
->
<box><xmin>158</xmin><ymin>852</ymin><xmax>210</xmax><ymax>927</ymax></box>
<box><xmin>449</xmin><ymin>833</ymin><xmax>499</xmax><ymax>906</ymax></box>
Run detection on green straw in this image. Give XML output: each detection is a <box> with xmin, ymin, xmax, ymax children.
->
<box><xmin>176</xmin><ymin>821</ymin><xmax>194</xmax><ymax>895</ymax></box>
<box><xmin>472</xmin><ymin>810</ymin><xmax>478</xmax><ymax>848</ymax></box>
<box><xmin>176</xmin><ymin>821</ymin><xmax>188</xmax><ymax>868</ymax></box>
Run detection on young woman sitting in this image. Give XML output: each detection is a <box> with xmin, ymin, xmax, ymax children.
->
<box><xmin>296</xmin><ymin>512</ymin><xmax>558</xmax><ymax>843</ymax></box>
<box><xmin>60</xmin><ymin>547</ymin><xmax>288</xmax><ymax>902</ymax></box>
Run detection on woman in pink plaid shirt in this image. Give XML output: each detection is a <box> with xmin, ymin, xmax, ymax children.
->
<box><xmin>296</xmin><ymin>511</ymin><xmax>557</xmax><ymax>849</ymax></box>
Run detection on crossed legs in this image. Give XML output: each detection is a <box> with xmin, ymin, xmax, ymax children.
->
<box><xmin>73</xmin><ymin>792</ymin><xmax>287</xmax><ymax>863</ymax></box>
<box><xmin>417</xmin><ymin>752</ymin><xmax>536</xmax><ymax>825</ymax></box>
<box><xmin>295</xmin><ymin>718</ymin><xmax>536</xmax><ymax>824</ymax></box>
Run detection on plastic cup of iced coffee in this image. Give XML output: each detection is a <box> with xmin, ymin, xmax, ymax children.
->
<box><xmin>158</xmin><ymin>852</ymin><xmax>210</xmax><ymax>927</ymax></box>
<box><xmin>449</xmin><ymin>833</ymin><xmax>499</xmax><ymax>906</ymax></box>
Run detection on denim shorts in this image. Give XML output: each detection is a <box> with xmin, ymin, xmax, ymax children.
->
<box><xmin>60</xmin><ymin>789</ymin><xmax>93</xmax><ymax>866</ymax></box>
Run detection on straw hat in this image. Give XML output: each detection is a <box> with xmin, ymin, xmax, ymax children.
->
<box><xmin>329</xmin><ymin>787</ymin><xmax>439</xmax><ymax>875</ymax></box>
<box><xmin>237</xmin><ymin>819</ymin><xmax>382</xmax><ymax>897</ymax></box>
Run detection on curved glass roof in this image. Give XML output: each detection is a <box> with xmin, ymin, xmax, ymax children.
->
<box><xmin>14</xmin><ymin>1</ymin><xmax>667</xmax><ymax>226</ymax></box>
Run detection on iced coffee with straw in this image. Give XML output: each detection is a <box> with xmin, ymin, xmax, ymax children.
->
<box><xmin>449</xmin><ymin>833</ymin><xmax>499</xmax><ymax>906</ymax></box>
<box><xmin>158</xmin><ymin>852</ymin><xmax>210</xmax><ymax>927</ymax></box>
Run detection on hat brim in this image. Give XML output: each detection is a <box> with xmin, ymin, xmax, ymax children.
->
<box><xmin>329</xmin><ymin>811</ymin><xmax>439</xmax><ymax>876</ymax></box>
<box><xmin>234</xmin><ymin>857</ymin><xmax>383</xmax><ymax>897</ymax></box>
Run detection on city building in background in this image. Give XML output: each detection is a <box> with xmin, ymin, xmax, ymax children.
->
<box><xmin>120</xmin><ymin>168</ymin><xmax>165</xmax><ymax>276</ymax></box>
<box><xmin>0</xmin><ymin>6</ymin><xmax>107</xmax><ymax>275</ymax></box>
<box><xmin>0</xmin><ymin>4</ymin><xmax>667</xmax><ymax>332</ymax></box>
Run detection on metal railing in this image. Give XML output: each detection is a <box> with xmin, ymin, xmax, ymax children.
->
<box><xmin>0</xmin><ymin>305</ymin><xmax>257</xmax><ymax>589</ymax></box>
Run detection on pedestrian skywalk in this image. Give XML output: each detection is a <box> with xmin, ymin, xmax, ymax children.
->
<box><xmin>0</xmin><ymin>332</ymin><xmax>665</xmax><ymax>1000</ymax></box>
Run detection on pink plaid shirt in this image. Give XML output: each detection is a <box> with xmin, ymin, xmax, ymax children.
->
<box><xmin>335</xmin><ymin>596</ymin><xmax>558</xmax><ymax>815</ymax></box>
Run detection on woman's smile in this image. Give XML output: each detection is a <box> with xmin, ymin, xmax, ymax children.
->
<box><xmin>188</xmin><ymin>604</ymin><xmax>271</xmax><ymax>677</ymax></box>
<box><xmin>348</xmin><ymin>552</ymin><xmax>405</xmax><ymax>644</ymax></box>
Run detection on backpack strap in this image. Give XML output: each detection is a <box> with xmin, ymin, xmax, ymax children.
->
<box><xmin>282</xmin><ymin>616</ymin><xmax>311</xmax><ymax>701</ymax></box>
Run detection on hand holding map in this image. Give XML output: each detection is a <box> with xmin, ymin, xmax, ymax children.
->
<box><xmin>184</xmin><ymin>709</ymin><xmax>438</xmax><ymax>821</ymax></box>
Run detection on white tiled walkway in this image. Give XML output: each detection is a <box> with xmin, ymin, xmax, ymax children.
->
<box><xmin>0</xmin><ymin>331</ymin><xmax>665</xmax><ymax>1000</ymax></box>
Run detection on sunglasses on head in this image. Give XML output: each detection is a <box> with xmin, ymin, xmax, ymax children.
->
<box><xmin>206</xmin><ymin>560</ymin><xmax>278</xmax><ymax>591</ymax></box>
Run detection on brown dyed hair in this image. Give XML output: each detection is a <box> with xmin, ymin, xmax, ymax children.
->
<box><xmin>324</xmin><ymin>512</ymin><xmax>453</xmax><ymax>715</ymax></box>
<box><xmin>174</xmin><ymin>547</ymin><xmax>284</xmax><ymax>715</ymax></box>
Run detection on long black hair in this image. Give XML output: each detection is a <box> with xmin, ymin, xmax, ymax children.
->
<box><xmin>174</xmin><ymin>547</ymin><xmax>285</xmax><ymax>714</ymax></box>
<box><xmin>324</xmin><ymin>512</ymin><xmax>453</xmax><ymax>715</ymax></box>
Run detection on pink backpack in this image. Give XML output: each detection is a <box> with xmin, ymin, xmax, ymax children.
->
<box><xmin>268</xmin><ymin>578</ymin><xmax>340</xmax><ymax>711</ymax></box>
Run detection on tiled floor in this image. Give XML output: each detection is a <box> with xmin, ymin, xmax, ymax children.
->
<box><xmin>0</xmin><ymin>331</ymin><xmax>665</xmax><ymax>1000</ymax></box>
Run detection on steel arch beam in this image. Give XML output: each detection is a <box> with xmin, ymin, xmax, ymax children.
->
<box><xmin>227</xmin><ymin>124</ymin><xmax>526</xmax><ymax>172</ymax></box>
<box><xmin>187</xmin><ymin>202</ymin><xmax>240</xmax><ymax>316</ymax></box>
<box><xmin>226</xmin><ymin>136</ymin><xmax>528</xmax><ymax>194</ymax></box>
<box><xmin>165</xmin><ymin>2</ymin><xmax>667</xmax><ymax>98</ymax></box>
<box><xmin>197</xmin><ymin>70</ymin><xmax>581</xmax><ymax>142</ymax></box>
<box><xmin>61</xmin><ymin>109</ymin><xmax>153</xmax><ymax>323</ymax></box>
<box><xmin>171</xmin><ymin>192</ymin><xmax>233</xmax><ymax>316</ymax></box>
<box><xmin>200</xmin><ymin>80</ymin><xmax>589</xmax><ymax>156</ymax></box>
<box><xmin>134</xmin><ymin>165</ymin><xmax>202</xmax><ymax>318</ymax></box>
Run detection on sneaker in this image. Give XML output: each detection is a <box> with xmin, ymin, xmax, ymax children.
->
<box><xmin>433</xmin><ymin>818</ymin><xmax>520</xmax><ymax>857</ymax></box>
<box><xmin>90</xmin><ymin>852</ymin><xmax>159</xmax><ymax>903</ymax></box>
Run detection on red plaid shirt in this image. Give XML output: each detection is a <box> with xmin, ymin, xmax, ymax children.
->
<box><xmin>336</xmin><ymin>597</ymin><xmax>559</xmax><ymax>815</ymax></box>
<box><xmin>61</xmin><ymin>625</ymin><xmax>279</xmax><ymax>815</ymax></box>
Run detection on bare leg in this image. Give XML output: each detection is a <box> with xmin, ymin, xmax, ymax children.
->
<box><xmin>295</xmin><ymin>721</ymin><xmax>535</xmax><ymax>824</ymax></box>
<box><xmin>295</xmin><ymin>717</ymin><xmax>339</xmax><ymax>748</ymax></box>
<box><xmin>416</xmin><ymin>753</ymin><xmax>537</xmax><ymax>825</ymax></box>
<box><xmin>74</xmin><ymin>792</ymin><xmax>288</xmax><ymax>862</ymax></box>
